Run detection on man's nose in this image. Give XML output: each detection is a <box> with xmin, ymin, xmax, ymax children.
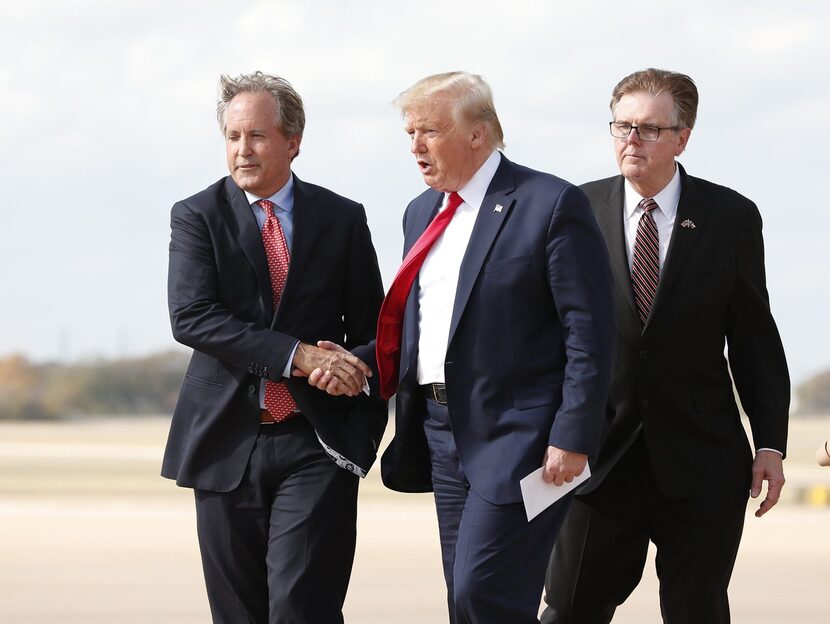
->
<box><xmin>411</xmin><ymin>133</ymin><xmax>425</xmax><ymax>154</ymax></box>
<box><xmin>625</xmin><ymin>128</ymin><xmax>642</xmax><ymax>146</ymax></box>
<box><xmin>238</xmin><ymin>135</ymin><xmax>253</xmax><ymax>156</ymax></box>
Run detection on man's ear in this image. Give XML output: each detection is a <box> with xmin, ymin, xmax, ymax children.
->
<box><xmin>469</xmin><ymin>122</ymin><xmax>487</xmax><ymax>150</ymax></box>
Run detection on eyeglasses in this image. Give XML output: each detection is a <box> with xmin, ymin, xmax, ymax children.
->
<box><xmin>609</xmin><ymin>122</ymin><xmax>679</xmax><ymax>142</ymax></box>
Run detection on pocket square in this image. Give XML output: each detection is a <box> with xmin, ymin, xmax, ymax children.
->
<box><xmin>680</xmin><ymin>219</ymin><xmax>696</xmax><ymax>229</ymax></box>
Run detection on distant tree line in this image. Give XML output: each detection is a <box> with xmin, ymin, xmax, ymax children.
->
<box><xmin>0</xmin><ymin>351</ymin><xmax>189</xmax><ymax>420</ymax></box>
<box><xmin>795</xmin><ymin>369</ymin><xmax>830</xmax><ymax>415</ymax></box>
<box><xmin>1</xmin><ymin>350</ymin><xmax>828</xmax><ymax>419</ymax></box>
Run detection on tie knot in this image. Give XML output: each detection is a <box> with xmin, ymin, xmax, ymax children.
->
<box><xmin>640</xmin><ymin>198</ymin><xmax>658</xmax><ymax>214</ymax></box>
<box><xmin>257</xmin><ymin>199</ymin><xmax>275</xmax><ymax>215</ymax></box>
<box><xmin>446</xmin><ymin>192</ymin><xmax>463</xmax><ymax>213</ymax></box>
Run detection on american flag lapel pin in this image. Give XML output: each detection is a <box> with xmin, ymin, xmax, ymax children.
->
<box><xmin>681</xmin><ymin>219</ymin><xmax>696</xmax><ymax>229</ymax></box>
<box><xmin>494</xmin><ymin>204</ymin><xmax>503</xmax><ymax>213</ymax></box>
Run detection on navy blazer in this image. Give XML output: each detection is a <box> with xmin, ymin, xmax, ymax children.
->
<box><xmin>162</xmin><ymin>175</ymin><xmax>387</xmax><ymax>491</ymax></box>
<box><xmin>579</xmin><ymin>165</ymin><xmax>789</xmax><ymax>499</ymax></box>
<box><xmin>381</xmin><ymin>154</ymin><xmax>615</xmax><ymax>505</ymax></box>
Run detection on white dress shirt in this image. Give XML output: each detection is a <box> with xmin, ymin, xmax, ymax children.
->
<box><xmin>417</xmin><ymin>150</ymin><xmax>501</xmax><ymax>385</ymax></box>
<box><xmin>623</xmin><ymin>165</ymin><xmax>681</xmax><ymax>273</ymax></box>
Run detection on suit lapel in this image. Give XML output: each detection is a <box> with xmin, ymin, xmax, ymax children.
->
<box><xmin>594</xmin><ymin>177</ymin><xmax>638</xmax><ymax>318</ymax></box>
<box><xmin>279</xmin><ymin>176</ymin><xmax>320</xmax><ymax>327</ymax></box>
<box><xmin>225</xmin><ymin>178</ymin><xmax>274</xmax><ymax>320</ymax></box>
<box><xmin>446</xmin><ymin>155</ymin><xmax>516</xmax><ymax>347</ymax></box>
<box><xmin>647</xmin><ymin>166</ymin><xmax>705</xmax><ymax>324</ymax></box>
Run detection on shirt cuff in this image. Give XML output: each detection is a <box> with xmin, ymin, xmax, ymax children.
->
<box><xmin>756</xmin><ymin>447</ymin><xmax>783</xmax><ymax>456</ymax></box>
<box><xmin>282</xmin><ymin>341</ymin><xmax>300</xmax><ymax>378</ymax></box>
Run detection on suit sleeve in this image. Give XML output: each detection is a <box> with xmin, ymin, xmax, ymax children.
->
<box><xmin>545</xmin><ymin>184</ymin><xmax>615</xmax><ymax>455</ymax></box>
<box><xmin>167</xmin><ymin>200</ymin><xmax>297</xmax><ymax>379</ymax></box>
<box><xmin>343</xmin><ymin>205</ymin><xmax>384</xmax><ymax>350</ymax></box>
<box><xmin>726</xmin><ymin>204</ymin><xmax>790</xmax><ymax>455</ymax></box>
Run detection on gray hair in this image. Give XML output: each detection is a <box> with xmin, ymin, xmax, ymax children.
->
<box><xmin>394</xmin><ymin>71</ymin><xmax>505</xmax><ymax>150</ymax></box>
<box><xmin>610</xmin><ymin>68</ymin><xmax>699</xmax><ymax>130</ymax></box>
<box><xmin>216</xmin><ymin>71</ymin><xmax>305</xmax><ymax>151</ymax></box>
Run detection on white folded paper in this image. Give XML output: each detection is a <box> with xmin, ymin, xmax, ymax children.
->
<box><xmin>519</xmin><ymin>465</ymin><xmax>591</xmax><ymax>521</ymax></box>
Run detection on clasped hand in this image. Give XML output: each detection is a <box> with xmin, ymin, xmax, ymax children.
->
<box><xmin>292</xmin><ymin>341</ymin><xmax>371</xmax><ymax>397</ymax></box>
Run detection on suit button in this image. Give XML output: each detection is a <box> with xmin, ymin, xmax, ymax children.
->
<box><xmin>640</xmin><ymin>399</ymin><xmax>650</xmax><ymax>409</ymax></box>
<box><xmin>248</xmin><ymin>384</ymin><xmax>257</xmax><ymax>395</ymax></box>
<box><xmin>639</xmin><ymin>350</ymin><xmax>648</xmax><ymax>359</ymax></box>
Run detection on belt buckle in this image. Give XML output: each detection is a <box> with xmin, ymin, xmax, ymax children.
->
<box><xmin>430</xmin><ymin>383</ymin><xmax>447</xmax><ymax>405</ymax></box>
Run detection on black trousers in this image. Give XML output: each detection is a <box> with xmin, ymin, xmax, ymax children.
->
<box><xmin>424</xmin><ymin>397</ymin><xmax>572</xmax><ymax>624</ymax></box>
<box><xmin>541</xmin><ymin>435</ymin><xmax>747</xmax><ymax>624</ymax></box>
<box><xmin>194</xmin><ymin>416</ymin><xmax>359</xmax><ymax>624</ymax></box>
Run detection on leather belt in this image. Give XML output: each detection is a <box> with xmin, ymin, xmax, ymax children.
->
<box><xmin>421</xmin><ymin>383</ymin><xmax>447</xmax><ymax>405</ymax></box>
<box><xmin>260</xmin><ymin>409</ymin><xmax>299</xmax><ymax>424</ymax></box>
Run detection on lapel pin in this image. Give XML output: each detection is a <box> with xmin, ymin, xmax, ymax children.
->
<box><xmin>494</xmin><ymin>204</ymin><xmax>503</xmax><ymax>213</ymax></box>
<box><xmin>680</xmin><ymin>219</ymin><xmax>696</xmax><ymax>229</ymax></box>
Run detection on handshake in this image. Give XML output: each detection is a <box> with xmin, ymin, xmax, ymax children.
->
<box><xmin>291</xmin><ymin>340</ymin><xmax>372</xmax><ymax>397</ymax></box>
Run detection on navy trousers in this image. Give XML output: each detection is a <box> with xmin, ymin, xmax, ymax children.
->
<box><xmin>424</xmin><ymin>397</ymin><xmax>572</xmax><ymax>624</ymax></box>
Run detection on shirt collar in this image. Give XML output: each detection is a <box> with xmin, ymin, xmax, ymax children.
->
<box><xmin>447</xmin><ymin>150</ymin><xmax>501</xmax><ymax>210</ymax></box>
<box><xmin>244</xmin><ymin>174</ymin><xmax>295</xmax><ymax>214</ymax></box>
<box><xmin>624</xmin><ymin>164</ymin><xmax>681</xmax><ymax>220</ymax></box>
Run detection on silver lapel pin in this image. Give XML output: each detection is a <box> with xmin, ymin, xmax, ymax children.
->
<box><xmin>680</xmin><ymin>219</ymin><xmax>696</xmax><ymax>229</ymax></box>
<box><xmin>494</xmin><ymin>204</ymin><xmax>503</xmax><ymax>213</ymax></box>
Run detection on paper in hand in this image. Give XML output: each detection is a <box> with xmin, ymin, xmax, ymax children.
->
<box><xmin>519</xmin><ymin>465</ymin><xmax>591</xmax><ymax>521</ymax></box>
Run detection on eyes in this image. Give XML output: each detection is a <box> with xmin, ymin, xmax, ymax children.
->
<box><xmin>406</xmin><ymin>128</ymin><xmax>439</xmax><ymax>139</ymax></box>
<box><xmin>226</xmin><ymin>131</ymin><xmax>266</xmax><ymax>141</ymax></box>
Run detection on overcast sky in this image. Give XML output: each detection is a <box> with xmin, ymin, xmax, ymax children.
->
<box><xmin>1</xmin><ymin>0</ymin><xmax>827</xmax><ymax>385</ymax></box>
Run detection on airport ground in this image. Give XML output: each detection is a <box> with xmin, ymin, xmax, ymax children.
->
<box><xmin>1</xmin><ymin>416</ymin><xmax>828</xmax><ymax>623</ymax></box>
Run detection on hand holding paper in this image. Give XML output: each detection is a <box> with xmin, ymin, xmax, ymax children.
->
<box><xmin>520</xmin><ymin>464</ymin><xmax>591</xmax><ymax>521</ymax></box>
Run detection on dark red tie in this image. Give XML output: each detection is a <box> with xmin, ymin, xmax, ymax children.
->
<box><xmin>257</xmin><ymin>199</ymin><xmax>297</xmax><ymax>422</ymax></box>
<box><xmin>376</xmin><ymin>192</ymin><xmax>464</xmax><ymax>400</ymax></box>
<box><xmin>631</xmin><ymin>197</ymin><xmax>660</xmax><ymax>325</ymax></box>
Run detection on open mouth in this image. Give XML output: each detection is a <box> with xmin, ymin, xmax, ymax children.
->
<box><xmin>418</xmin><ymin>160</ymin><xmax>432</xmax><ymax>173</ymax></box>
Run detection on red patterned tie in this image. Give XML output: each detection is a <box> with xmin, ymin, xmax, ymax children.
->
<box><xmin>376</xmin><ymin>192</ymin><xmax>464</xmax><ymax>400</ymax></box>
<box><xmin>257</xmin><ymin>199</ymin><xmax>297</xmax><ymax>422</ymax></box>
<box><xmin>631</xmin><ymin>198</ymin><xmax>660</xmax><ymax>325</ymax></box>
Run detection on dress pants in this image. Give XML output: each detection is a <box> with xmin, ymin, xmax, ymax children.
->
<box><xmin>194</xmin><ymin>416</ymin><xmax>359</xmax><ymax>624</ymax></box>
<box><xmin>424</xmin><ymin>397</ymin><xmax>572</xmax><ymax>624</ymax></box>
<box><xmin>541</xmin><ymin>434</ymin><xmax>748</xmax><ymax>624</ymax></box>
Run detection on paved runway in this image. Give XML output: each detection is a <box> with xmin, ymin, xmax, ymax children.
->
<box><xmin>1</xmin><ymin>417</ymin><xmax>828</xmax><ymax>623</ymax></box>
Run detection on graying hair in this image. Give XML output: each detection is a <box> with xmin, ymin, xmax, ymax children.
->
<box><xmin>394</xmin><ymin>71</ymin><xmax>505</xmax><ymax>150</ymax></box>
<box><xmin>610</xmin><ymin>68</ymin><xmax>699</xmax><ymax>130</ymax></box>
<box><xmin>216</xmin><ymin>71</ymin><xmax>305</xmax><ymax>153</ymax></box>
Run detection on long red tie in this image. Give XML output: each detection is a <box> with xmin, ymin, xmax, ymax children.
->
<box><xmin>376</xmin><ymin>192</ymin><xmax>463</xmax><ymax>400</ymax></box>
<box><xmin>257</xmin><ymin>199</ymin><xmax>297</xmax><ymax>422</ymax></box>
<box><xmin>631</xmin><ymin>197</ymin><xmax>660</xmax><ymax>325</ymax></box>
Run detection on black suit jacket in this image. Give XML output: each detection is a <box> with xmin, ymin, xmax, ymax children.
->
<box><xmin>580</xmin><ymin>165</ymin><xmax>789</xmax><ymax>499</ymax></box>
<box><xmin>162</xmin><ymin>175</ymin><xmax>387</xmax><ymax>491</ymax></box>
<box><xmin>381</xmin><ymin>155</ymin><xmax>615</xmax><ymax>505</ymax></box>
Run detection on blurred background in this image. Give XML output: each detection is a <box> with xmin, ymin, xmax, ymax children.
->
<box><xmin>1</xmin><ymin>0</ymin><xmax>829</xmax><ymax>621</ymax></box>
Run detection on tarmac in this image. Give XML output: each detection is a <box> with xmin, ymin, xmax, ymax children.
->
<box><xmin>1</xmin><ymin>416</ymin><xmax>828</xmax><ymax>623</ymax></box>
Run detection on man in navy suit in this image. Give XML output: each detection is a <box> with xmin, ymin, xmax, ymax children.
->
<box><xmin>162</xmin><ymin>72</ymin><xmax>386</xmax><ymax>623</ymax></box>
<box><xmin>542</xmin><ymin>68</ymin><xmax>789</xmax><ymax>624</ymax></box>
<box><xmin>355</xmin><ymin>71</ymin><xmax>613</xmax><ymax>624</ymax></box>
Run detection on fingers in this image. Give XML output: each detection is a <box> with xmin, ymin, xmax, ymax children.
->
<box><xmin>543</xmin><ymin>447</ymin><xmax>588</xmax><ymax>484</ymax></box>
<box><xmin>342</xmin><ymin>352</ymin><xmax>372</xmax><ymax>377</ymax></box>
<box><xmin>755</xmin><ymin>475</ymin><xmax>784</xmax><ymax>518</ymax></box>
<box><xmin>750</xmin><ymin>467</ymin><xmax>764</xmax><ymax>498</ymax></box>
<box><xmin>316</xmin><ymin>340</ymin><xmax>344</xmax><ymax>352</ymax></box>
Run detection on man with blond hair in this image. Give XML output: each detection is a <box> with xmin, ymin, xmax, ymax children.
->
<box><xmin>369</xmin><ymin>71</ymin><xmax>614</xmax><ymax>623</ymax></box>
<box><xmin>163</xmin><ymin>71</ymin><xmax>386</xmax><ymax>623</ymax></box>
<box><xmin>542</xmin><ymin>68</ymin><xmax>789</xmax><ymax>624</ymax></box>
